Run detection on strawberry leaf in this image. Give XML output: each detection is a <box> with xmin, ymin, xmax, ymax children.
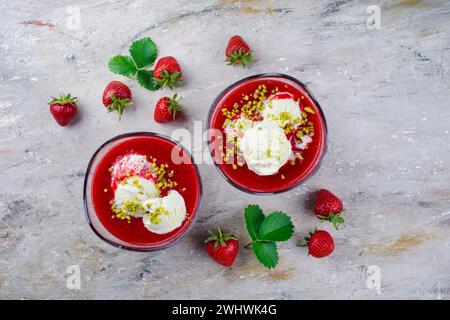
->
<box><xmin>136</xmin><ymin>70</ymin><xmax>160</xmax><ymax>91</ymax></box>
<box><xmin>129</xmin><ymin>37</ymin><xmax>158</xmax><ymax>69</ymax></box>
<box><xmin>108</xmin><ymin>55</ymin><xmax>137</xmax><ymax>77</ymax></box>
<box><xmin>244</xmin><ymin>204</ymin><xmax>265</xmax><ymax>241</ymax></box>
<box><xmin>258</xmin><ymin>211</ymin><xmax>294</xmax><ymax>242</ymax></box>
<box><xmin>244</xmin><ymin>205</ymin><xmax>295</xmax><ymax>269</ymax></box>
<box><xmin>252</xmin><ymin>241</ymin><xmax>278</xmax><ymax>269</ymax></box>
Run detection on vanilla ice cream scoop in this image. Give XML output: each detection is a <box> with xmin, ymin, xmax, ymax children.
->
<box><xmin>142</xmin><ymin>190</ymin><xmax>187</xmax><ymax>234</ymax></box>
<box><xmin>113</xmin><ymin>176</ymin><xmax>160</xmax><ymax>217</ymax></box>
<box><xmin>112</xmin><ymin>154</ymin><xmax>152</xmax><ymax>179</ymax></box>
<box><xmin>262</xmin><ymin>96</ymin><xmax>302</xmax><ymax>127</ymax></box>
<box><xmin>239</xmin><ymin>119</ymin><xmax>292</xmax><ymax>176</ymax></box>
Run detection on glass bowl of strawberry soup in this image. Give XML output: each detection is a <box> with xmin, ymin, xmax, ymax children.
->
<box><xmin>208</xmin><ymin>73</ymin><xmax>327</xmax><ymax>194</ymax></box>
<box><xmin>83</xmin><ymin>132</ymin><xmax>202</xmax><ymax>251</ymax></box>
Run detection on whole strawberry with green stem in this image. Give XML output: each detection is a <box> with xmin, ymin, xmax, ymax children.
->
<box><xmin>102</xmin><ymin>81</ymin><xmax>132</xmax><ymax>121</ymax></box>
<box><xmin>48</xmin><ymin>93</ymin><xmax>78</xmax><ymax>127</ymax></box>
<box><xmin>154</xmin><ymin>94</ymin><xmax>183</xmax><ymax>124</ymax></box>
<box><xmin>153</xmin><ymin>56</ymin><xmax>182</xmax><ymax>89</ymax></box>
<box><xmin>205</xmin><ymin>226</ymin><xmax>239</xmax><ymax>267</ymax></box>
<box><xmin>225</xmin><ymin>35</ymin><xmax>254</xmax><ymax>67</ymax></box>
<box><xmin>299</xmin><ymin>229</ymin><xmax>335</xmax><ymax>258</ymax></box>
<box><xmin>314</xmin><ymin>189</ymin><xmax>345</xmax><ymax>229</ymax></box>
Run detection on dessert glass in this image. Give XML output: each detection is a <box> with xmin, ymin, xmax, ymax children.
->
<box><xmin>83</xmin><ymin>132</ymin><xmax>202</xmax><ymax>251</ymax></box>
<box><xmin>207</xmin><ymin>73</ymin><xmax>327</xmax><ymax>194</ymax></box>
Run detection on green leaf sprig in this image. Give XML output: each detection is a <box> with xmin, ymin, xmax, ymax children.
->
<box><xmin>108</xmin><ymin>37</ymin><xmax>159</xmax><ymax>91</ymax></box>
<box><xmin>244</xmin><ymin>205</ymin><xmax>294</xmax><ymax>269</ymax></box>
<box><xmin>318</xmin><ymin>212</ymin><xmax>345</xmax><ymax>230</ymax></box>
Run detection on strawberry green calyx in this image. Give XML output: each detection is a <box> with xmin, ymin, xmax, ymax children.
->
<box><xmin>204</xmin><ymin>226</ymin><xmax>237</xmax><ymax>249</ymax></box>
<box><xmin>156</xmin><ymin>68</ymin><xmax>182</xmax><ymax>89</ymax></box>
<box><xmin>226</xmin><ymin>49</ymin><xmax>254</xmax><ymax>67</ymax></box>
<box><xmin>298</xmin><ymin>228</ymin><xmax>317</xmax><ymax>248</ymax></box>
<box><xmin>167</xmin><ymin>93</ymin><xmax>183</xmax><ymax>119</ymax></box>
<box><xmin>318</xmin><ymin>211</ymin><xmax>345</xmax><ymax>230</ymax></box>
<box><xmin>106</xmin><ymin>94</ymin><xmax>131</xmax><ymax>121</ymax></box>
<box><xmin>48</xmin><ymin>93</ymin><xmax>78</xmax><ymax>105</ymax></box>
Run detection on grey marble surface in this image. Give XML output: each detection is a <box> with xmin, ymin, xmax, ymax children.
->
<box><xmin>1</xmin><ymin>0</ymin><xmax>449</xmax><ymax>300</ymax></box>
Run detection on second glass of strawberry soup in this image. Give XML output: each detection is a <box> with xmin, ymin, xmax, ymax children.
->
<box><xmin>207</xmin><ymin>73</ymin><xmax>327</xmax><ymax>194</ymax></box>
<box><xmin>84</xmin><ymin>132</ymin><xmax>202</xmax><ymax>251</ymax></box>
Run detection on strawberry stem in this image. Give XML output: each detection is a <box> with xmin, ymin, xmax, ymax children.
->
<box><xmin>204</xmin><ymin>226</ymin><xmax>237</xmax><ymax>248</ymax></box>
<box><xmin>156</xmin><ymin>67</ymin><xmax>182</xmax><ymax>89</ymax></box>
<box><xmin>244</xmin><ymin>240</ymin><xmax>274</xmax><ymax>249</ymax></box>
<box><xmin>318</xmin><ymin>211</ymin><xmax>345</xmax><ymax>230</ymax></box>
<box><xmin>168</xmin><ymin>94</ymin><xmax>183</xmax><ymax>119</ymax></box>
<box><xmin>106</xmin><ymin>94</ymin><xmax>131</xmax><ymax>121</ymax></box>
<box><xmin>48</xmin><ymin>93</ymin><xmax>78</xmax><ymax>105</ymax></box>
<box><xmin>226</xmin><ymin>49</ymin><xmax>254</xmax><ymax>68</ymax></box>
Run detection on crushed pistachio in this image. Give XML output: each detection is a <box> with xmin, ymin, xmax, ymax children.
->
<box><xmin>149</xmin><ymin>206</ymin><xmax>169</xmax><ymax>224</ymax></box>
<box><xmin>219</xmin><ymin>83</ymin><xmax>315</xmax><ymax>172</ymax></box>
<box><xmin>304</xmin><ymin>107</ymin><xmax>315</xmax><ymax>114</ymax></box>
<box><xmin>111</xmin><ymin>198</ymin><xmax>143</xmax><ymax>220</ymax></box>
<box><xmin>149</xmin><ymin>159</ymin><xmax>177</xmax><ymax>191</ymax></box>
<box><xmin>109</xmin><ymin>156</ymin><xmax>180</xmax><ymax>225</ymax></box>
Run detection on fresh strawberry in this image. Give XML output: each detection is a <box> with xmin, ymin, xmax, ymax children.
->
<box><xmin>154</xmin><ymin>94</ymin><xmax>183</xmax><ymax>123</ymax></box>
<box><xmin>313</xmin><ymin>189</ymin><xmax>345</xmax><ymax>229</ymax></box>
<box><xmin>153</xmin><ymin>56</ymin><xmax>182</xmax><ymax>89</ymax></box>
<box><xmin>102</xmin><ymin>81</ymin><xmax>132</xmax><ymax>121</ymax></box>
<box><xmin>205</xmin><ymin>226</ymin><xmax>239</xmax><ymax>267</ymax></box>
<box><xmin>225</xmin><ymin>35</ymin><xmax>254</xmax><ymax>67</ymax></box>
<box><xmin>301</xmin><ymin>229</ymin><xmax>335</xmax><ymax>258</ymax></box>
<box><xmin>48</xmin><ymin>93</ymin><xmax>78</xmax><ymax>127</ymax></box>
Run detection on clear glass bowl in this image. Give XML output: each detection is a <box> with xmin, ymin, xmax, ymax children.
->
<box><xmin>207</xmin><ymin>73</ymin><xmax>328</xmax><ymax>195</ymax></box>
<box><xmin>83</xmin><ymin>132</ymin><xmax>202</xmax><ymax>251</ymax></box>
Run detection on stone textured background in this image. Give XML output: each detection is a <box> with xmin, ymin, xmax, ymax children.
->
<box><xmin>0</xmin><ymin>0</ymin><xmax>449</xmax><ymax>299</ymax></box>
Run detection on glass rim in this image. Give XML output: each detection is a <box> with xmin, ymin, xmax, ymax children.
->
<box><xmin>83</xmin><ymin>131</ymin><xmax>203</xmax><ymax>252</ymax></box>
<box><xmin>206</xmin><ymin>73</ymin><xmax>328</xmax><ymax>195</ymax></box>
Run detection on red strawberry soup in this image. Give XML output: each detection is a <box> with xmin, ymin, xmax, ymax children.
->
<box><xmin>84</xmin><ymin>133</ymin><xmax>202</xmax><ymax>250</ymax></box>
<box><xmin>208</xmin><ymin>74</ymin><xmax>327</xmax><ymax>194</ymax></box>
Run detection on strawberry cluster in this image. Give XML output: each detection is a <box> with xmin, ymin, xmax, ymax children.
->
<box><xmin>297</xmin><ymin>189</ymin><xmax>344</xmax><ymax>258</ymax></box>
<box><xmin>49</xmin><ymin>35</ymin><xmax>254</xmax><ymax>126</ymax></box>
<box><xmin>47</xmin><ymin>34</ymin><xmax>347</xmax><ymax>269</ymax></box>
<box><xmin>205</xmin><ymin>189</ymin><xmax>345</xmax><ymax>268</ymax></box>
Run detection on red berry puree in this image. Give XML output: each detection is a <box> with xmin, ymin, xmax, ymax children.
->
<box><xmin>208</xmin><ymin>75</ymin><xmax>327</xmax><ymax>193</ymax></box>
<box><xmin>90</xmin><ymin>134</ymin><xmax>201</xmax><ymax>246</ymax></box>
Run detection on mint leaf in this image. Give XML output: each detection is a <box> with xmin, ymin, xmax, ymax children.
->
<box><xmin>258</xmin><ymin>211</ymin><xmax>294</xmax><ymax>242</ymax></box>
<box><xmin>108</xmin><ymin>55</ymin><xmax>137</xmax><ymax>77</ymax></box>
<box><xmin>129</xmin><ymin>37</ymin><xmax>157</xmax><ymax>69</ymax></box>
<box><xmin>136</xmin><ymin>70</ymin><xmax>160</xmax><ymax>91</ymax></box>
<box><xmin>244</xmin><ymin>205</ymin><xmax>265</xmax><ymax>241</ymax></box>
<box><xmin>252</xmin><ymin>241</ymin><xmax>278</xmax><ymax>269</ymax></box>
